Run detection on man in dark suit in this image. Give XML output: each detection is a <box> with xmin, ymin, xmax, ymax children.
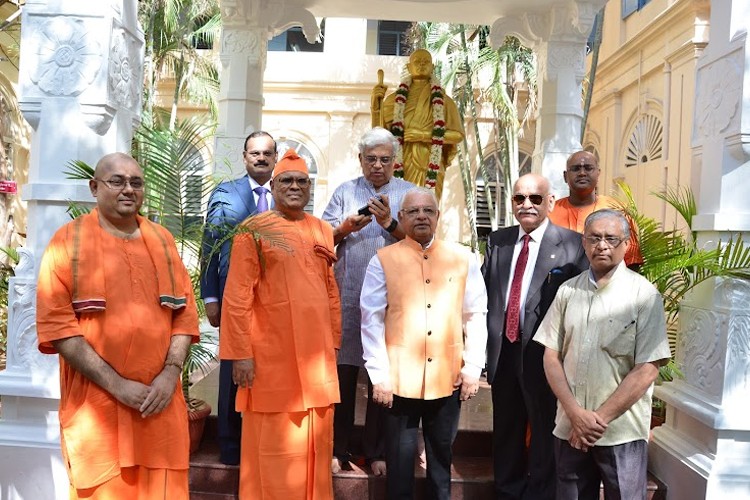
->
<box><xmin>483</xmin><ymin>173</ymin><xmax>588</xmax><ymax>500</ymax></box>
<box><xmin>200</xmin><ymin>131</ymin><xmax>277</xmax><ymax>465</ymax></box>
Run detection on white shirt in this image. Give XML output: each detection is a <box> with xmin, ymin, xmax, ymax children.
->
<box><xmin>360</xmin><ymin>239</ymin><xmax>488</xmax><ymax>386</ymax></box>
<box><xmin>505</xmin><ymin>218</ymin><xmax>549</xmax><ymax>324</ymax></box>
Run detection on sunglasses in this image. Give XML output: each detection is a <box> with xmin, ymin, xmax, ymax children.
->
<box><xmin>512</xmin><ymin>194</ymin><xmax>545</xmax><ymax>205</ymax></box>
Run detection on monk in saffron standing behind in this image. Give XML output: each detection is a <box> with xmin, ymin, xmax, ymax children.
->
<box><xmin>220</xmin><ymin>149</ymin><xmax>341</xmax><ymax>500</ymax></box>
<box><xmin>36</xmin><ymin>153</ymin><xmax>199</xmax><ymax>499</ymax></box>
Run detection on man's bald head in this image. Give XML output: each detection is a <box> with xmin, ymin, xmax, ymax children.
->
<box><xmin>94</xmin><ymin>152</ymin><xmax>142</xmax><ymax>179</ymax></box>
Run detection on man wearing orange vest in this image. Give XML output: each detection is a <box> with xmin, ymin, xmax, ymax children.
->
<box><xmin>360</xmin><ymin>187</ymin><xmax>488</xmax><ymax>500</ymax></box>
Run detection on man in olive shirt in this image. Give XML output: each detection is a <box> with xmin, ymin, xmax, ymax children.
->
<box><xmin>535</xmin><ymin>209</ymin><xmax>670</xmax><ymax>500</ymax></box>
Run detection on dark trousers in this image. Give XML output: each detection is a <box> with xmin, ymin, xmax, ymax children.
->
<box><xmin>554</xmin><ymin>438</ymin><xmax>648</xmax><ymax>500</ymax></box>
<box><xmin>384</xmin><ymin>390</ymin><xmax>461</xmax><ymax>500</ymax></box>
<box><xmin>333</xmin><ymin>364</ymin><xmax>386</xmax><ymax>462</ymax></box>
<box><xmin>492</xmin><ymin>336</ymin><xmax>557</xmax><ymax>500</ymax></box>
<box><xmin>217</xmin><ymin>359</ymin><xmax>241</xmax><ymax>465</ymax></box>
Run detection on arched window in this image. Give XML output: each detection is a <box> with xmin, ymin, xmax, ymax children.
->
<box><xmin>277</xmin><ymin>138</ymin><xmax>318</xmax><ymax>214</ymax></box>
<box><xmin>624</xmin><ymin>114</ymin><xmax>663</xmax><ymax>168</ymax></box>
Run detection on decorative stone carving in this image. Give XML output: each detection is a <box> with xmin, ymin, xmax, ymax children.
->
<box><xmin>547</xmin><ymin>44</ymin><xmax>585</xmax><ymax>73</ymax></box>
<box><xmin>695</xmin><ymin>53</ymin><xmax>742</xmax><ymax>139</ymax></box>
<box><xmin>223</xmin><ymin>30</ymin><xmax>258</xmax><ymax>55</ymax></box>
<box><xmin>727</xmin><ymin>315</ymin><xmax>750</xmax><ymax>396</ymax></box>
<box><xmin>490</xmin><ymin>1</ymin><xmax>601</xmax><ymax>49</ymax></box>
<box><xmin>678</xmin><ymin>307</ymin><xmax>725</xmax><ymax>400</ymax></box>
<box><xmin>28</xmin><ymin>17</ymin><xmax>103</xmax><ymax>97</ymax></box>
<box><xmin>715</xmin><ymin>277</ymin><xmax>750</xmax><ymax>310</ymax></box>
<box><xmin>81</xmin><ymin>103</ymin><xmax>117</xmax><ymax>136</ymax></box>
<box><xmin>6</xmin><ymin>248</ymin><xmax>55</xmax><ymax>373</ymax></box>
<box><xmin>109</xmin><ymin>28</ymin><xmax>140</xmax><ymax>111</ymax></box>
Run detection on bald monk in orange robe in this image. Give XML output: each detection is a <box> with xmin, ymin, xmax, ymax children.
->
<box><xmin>221</xmin><ymin>149</ymin><xmax>341</xmax><ymax>500</ymax></box>
<box><xmin>549</xmin><ymin>150</ymin><xmax>643</xmax><ymax>267</ymax></box>
<box><xmin>36</xmin><ymin>153</ymin><xmax>199</xmax><ymax>499</ymax></box>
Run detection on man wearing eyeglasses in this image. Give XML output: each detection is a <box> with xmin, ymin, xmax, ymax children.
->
<box><xmin>483</xmin><ymin>173</ymin><xmax>588</xmax><ymax>500</ymax></box>
<box><xmin>37</xmin><ymin>153</ymin><xmax>199</xmax><ymax>499</ymax></box>
<box><xmin>200</xmin><ymin>130</ymin><xmax>277</xmax><ymax>465</ymax></box>
<box><xmin>535</xmin><ymin>209</ymin><xmax>669</xmax><ymax>500</ymax></box>
<box><xmin>220</xmin><ymin>149</ymin><xmax>341</xmax><ymax>499</ymax></box>
<box><xmin>322</xmin><ymin>127</ymin><xmax>415</xmax><ymax>476</ymax></box>
<box><xmin>549</xmin><ymin>150</ymin><xmax>642</xmax><ymax>268</ymax></box>
<box><xmin>360</xmin><ymin>187</ymin><xmax>488</xmax><ymax>500</ymax></box>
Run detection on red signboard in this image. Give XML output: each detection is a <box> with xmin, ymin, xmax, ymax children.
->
<box><xmin>0</xmin><ymin>180</ymin><xmax>17</xmax><ymax>194</ymax></box>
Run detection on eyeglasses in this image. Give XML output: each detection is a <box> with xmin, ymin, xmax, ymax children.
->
<box><xmin>95</xmin><ymin>177</ymin><xmax>145</xmax><ymax>191</ymax></box>
<box><xmin>276</xmin><ymin>176</ymin><xmax>311</xmax><ymax>188</ymax></box>
<box><xmin>245</xmin><ymin>150</ymin><xmax>275</xmax><ymax>158</ymax></box>
<box><xmin>402</xmin><ymin>206</ymin><xmax>437</xmax><ymax>218</ymax></box>
<box><xmin>567</xmin><ymin>164</ymin><xmax>597</xmax><ymax>173</ymax></box>
<box><xmin>583</xmin><ymin>235</ymin><xmax>625</xmax><ymax>248</ymax></box>
<box><xmin>364</xmin><ymin>156</ymin><xmax>393</xmax><ymax>165</ymax></box>
<box><xmin>512</xmin><ymin>194</ymin><xmax>544</xmax><ymax>205</ymax></box>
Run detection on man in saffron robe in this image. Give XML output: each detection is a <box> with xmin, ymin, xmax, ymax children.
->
<box><xmin>371</xmin><ymin>49</ymin><xmax>464</xmax><ymax>200</ymax></box>
<box><xmin>549</xmin><ymin>150</ymin><xmax>642</xmax><ymax>267</ymax></box>
<box><xmin>36</xmin><ymin>152</ymin><xmax>199</xmax><ymax>500</ymax></box>
<box><xmin>220</xmin><ymin>149</ymin><xmax>341</xmax><ymax>500</ymax></box>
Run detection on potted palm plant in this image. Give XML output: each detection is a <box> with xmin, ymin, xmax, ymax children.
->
<box><xmin>614</xmin><ymin>182</ymin><xmax>750</xmax><ymax>427</ymax></box>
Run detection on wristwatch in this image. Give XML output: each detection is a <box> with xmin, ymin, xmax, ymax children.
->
<box><xmin>385</xmin><ymin>218</ymin><xmax>398</xmax><ymax>233</ymax></box>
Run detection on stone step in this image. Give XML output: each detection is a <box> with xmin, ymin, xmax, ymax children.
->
<box><xmin>189</xmin><ymin>424</ymin><xmax>666</xmax><ymax>500</ymax></box>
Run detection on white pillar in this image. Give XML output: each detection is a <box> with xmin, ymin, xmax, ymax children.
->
<box><xmin>0</xmin><ymin>1</ymin><xmax>143</xmax><ymax>498</ymax></box>
<box><xmin>649</xmin><ymin>1</ymin><xmax>750</xmax><ymax>498</ymax></box>
<box><xmin>214</xmin><ymin>0</ymin><xmax>320</xmax><ymax>178</ymax></box>
<box><xmin>490</xmin><ymin>1</ymin><xmax>604</xmax><ymax>196</ymax></box>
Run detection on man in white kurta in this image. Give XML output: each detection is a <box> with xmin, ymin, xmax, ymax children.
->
<box><xmin>535</xmin><ymin>209</ymin><xmax>670</xmax><ymax>500</ymax></box>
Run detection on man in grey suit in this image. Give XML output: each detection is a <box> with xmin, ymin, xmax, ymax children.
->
<box><xmin>200</xmin><ymin>131</ymin><xmax>277</xmax><ymax>465</ymax></box>
<box><xmin>483</xmin><ymin>173</ymin><xmax>588</xmax><ymax>500</ymax></box>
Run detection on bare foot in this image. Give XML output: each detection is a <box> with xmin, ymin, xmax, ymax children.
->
<box><xmin>370</xmin><ymin>460</ymin><xmax>387</xmax><ymax>476</ymax></box>
<box><xmin>332</xmin><ymin>457</ymin><xmax>342</xmax><ymax>474</ymax></box>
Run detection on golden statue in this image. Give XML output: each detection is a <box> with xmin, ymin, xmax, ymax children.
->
<box><xmin>371</xmin><ymin>49</ymin><xmax>465</xmax><ymax>200</ymax></box>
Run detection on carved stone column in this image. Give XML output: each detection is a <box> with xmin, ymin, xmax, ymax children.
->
<box><xmin>649</xmin><ymin>1</ymin><xmax>750</xmax><ymax>498</ymax></box>
<box><xmin>214</xmin><ymin>0</ymin><xmax>320</xmax><ymax>178</ymax></box>
<box><xmin>0</xmin><ymin>1</ymin><xmax>143</xmax><ymax>498</ymax></box>
<box><xmin>490</xmin><ymin>1</ymin><xmax>604</xmax><ymax>195</ymax></box>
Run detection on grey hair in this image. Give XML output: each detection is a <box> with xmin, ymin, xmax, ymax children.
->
<box><xmin>402</xmin><ymin>187</ymin><xmax>438</xmax><ymax>207</ymax></box>
<box><xmin>584</xmin><ymin>208</ymin><xmax>630</xmax><ymax>240</ymax></box>
<box><xmin>358</xmin><ymin>127</ymin><xmax>399</xmax><ymax>155</ymax></box>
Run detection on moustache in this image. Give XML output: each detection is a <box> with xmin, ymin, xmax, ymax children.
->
<box><xmin>254</xmin><ymin>161</ymin><xmax>269</xmax><ymax>166</ymax></box>
<box><xmin>517</xmin><ymin>210</ymin><xmax>538</xmax><ymax>216</ymax></box>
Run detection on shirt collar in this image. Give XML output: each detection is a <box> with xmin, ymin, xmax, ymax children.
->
<box><xmin>588</xmin><ymin>260</ymin><xmax>628</xmax><ymax>288</ymax></box>
<box><xmin>248</xmin><ymin>175</ymin><xmax>271</xmax><ymax>190</ymax></box>
<box><xmin>518</xmin><ymin>217</ymin><xmax>549</xmax><ymax>243</ymax></box>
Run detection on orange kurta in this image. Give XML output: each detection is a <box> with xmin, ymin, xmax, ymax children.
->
<box><xmin>220</xmin><ymin>211</ymin><xmax>341</xmax><ymax>412</ymax></box>
<box><xmin>549</xmin><ymin>195</ymin><xmax>643</xmax><ymax>266</ymax></box>
<box><xmin>221</xmin><ymin>212</ymin><xmax>340</xmax><ymax>500</ymax></box>
<box><xmin>36</xmin><ymin>222</ymin><xmax>199</xmax><ymax>492</ymax></box>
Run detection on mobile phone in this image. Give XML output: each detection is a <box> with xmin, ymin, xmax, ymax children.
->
<box><xmin>357</xmin><ymin>196</ymin><xmax>382</xmax><ymax>216</ymax></box>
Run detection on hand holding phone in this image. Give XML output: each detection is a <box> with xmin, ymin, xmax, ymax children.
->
<box><xmin>357</xmin><ymin>196</ymin><xmax>383</xmax><ymax>216</ymax></box>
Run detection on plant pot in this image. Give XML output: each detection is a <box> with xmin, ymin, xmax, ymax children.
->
<box><xmin>187</xmin><ymin>398</ymin><xmax>211</xmax><ymax>454</ymax></box>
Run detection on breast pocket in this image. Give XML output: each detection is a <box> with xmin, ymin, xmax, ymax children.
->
<box><xmin>601</xmin><ymin>318</ymin><xmax>636</xmax><ymax>359</ymax></box>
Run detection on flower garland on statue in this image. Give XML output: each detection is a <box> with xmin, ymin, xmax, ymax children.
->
<box><xmin>390</xmin><ymin>75</ymin><xmax>445</xmax><ymax>189</ymax></box>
